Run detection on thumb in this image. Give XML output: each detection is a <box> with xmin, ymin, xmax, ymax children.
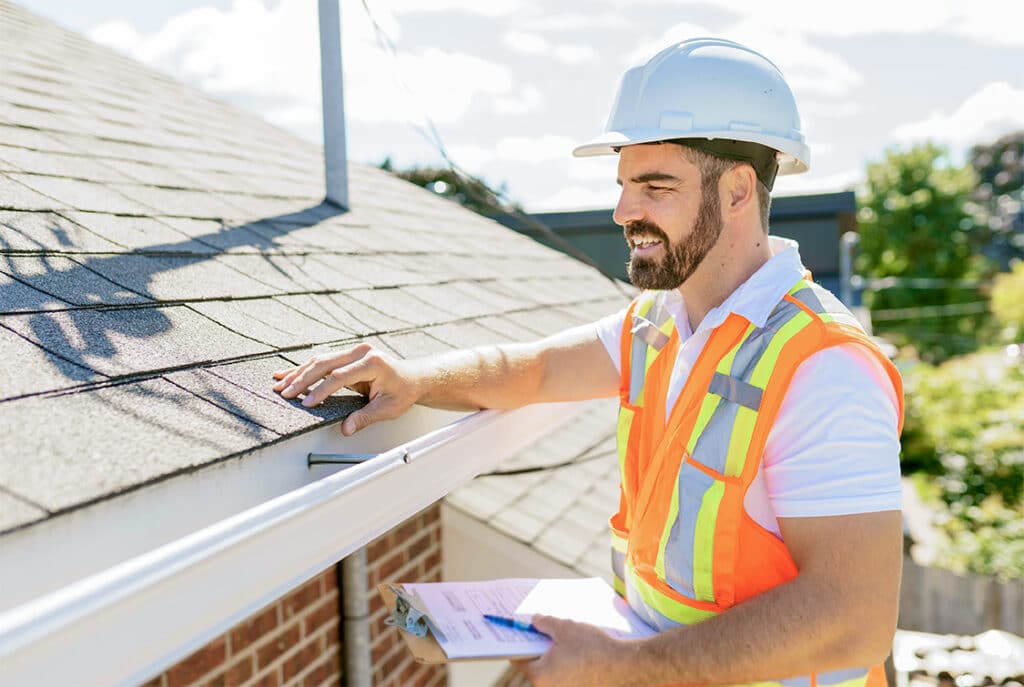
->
<box><xmin>530</xmin><ymin>614</ymin><xmax>569</xmax><ymax>637</ymax></box>
<box><xmin>340</xmin><ymin>396</ymin><xmax>392</xmax><ymax>436</ymax></box>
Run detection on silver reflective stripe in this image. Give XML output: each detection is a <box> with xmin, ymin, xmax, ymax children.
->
<box><xmin>631</xmin><ymin>316</ymin><xmax>670</xmax><ymax>350</ymax></box>
<box><xmin>628</xmin><ymin>326</ymin><xmax>649</xmax><ymax>404</ymax></box>
<box><xmin>611</xmin><ymin>548</ymin><xmax>625</xmax><ymax>582</ymax></box>
<box><xmin>708</xmin><ymin>372</ymin><xmax>763</xmax><ymax>411</ymax></box>
<box><xmin>624</xmin><ymin>575</ymin><xmax>681</xmax><ymax>632</ymax></box>
<box><xmin>689</xmin><ymin>395</ymin><xmax>735</xmax><ymax>474</ymax></box>
<box><xmin>662</xmin><ymin>461</ymin><xmax>715</xmax><ymax>600</ymax></box>
<box><xmin>817</xmin><ymin>667</ymin><xmax>869</xmax><ymax>685</ymax></box>
<box><xmin>779</xmin><ymin>677</ymin><xmax>812</xmax><ymax>687</ymax></box>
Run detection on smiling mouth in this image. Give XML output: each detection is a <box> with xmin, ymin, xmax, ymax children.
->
<box><xmin>630</xmin><ymin>237</ymin><xmax>662</xmax><ymax>251</ymax></box>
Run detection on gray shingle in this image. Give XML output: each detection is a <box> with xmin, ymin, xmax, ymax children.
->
<box><xmin>424</xmin><ymin>321</ymin><xmax>507</xmax><ymax>349</ymax></box>
<box><xmin>344</xmin><ymin>288</ymin><xmax>455</xmax><ymax>328</ymax></box>
<box><xmin>0</xmin><ymin>255</ymin><xmax>150</xmax><ymax>307</ymax></box>
<box><xmin>0</xmin><ymin>379</ymin><xmax>277</xmax><ymax>513</ymax></box>
<box><xmin>3</xmin><ymin>305</ymin><xmax>270</xmax><ymax>376</ymax></box>
<box><xmin>275</xmin><ymin>293</ymin><xmax>404</xmax><ymax>336</ymax></box>
<box><xmin>0</xmin><ymin>490</ymin><xmax>47</xmax><ymax>532</ymax></box>
<box><xmin>158</xmin><ymin>217</ymin><xmax>285</xmax><ymax>254</ymax></box>
<box><xmin>0</xmin><ymin>173</ymin><xmax>61</xmax><ymax>211</ymax></box>
<box><xmin>0</xmin><ymin>269</ymin><xmax>69</xmax><ymax>313</ymax></box>
<box><xmin>6</xmin><ymin>173</ymin><xmax>157</xmax><ymax>215</ymax></box>
<box><xmin>166</xmin><ymin>356</ymin><xmax>365</xmax><ymax>435</ymax></box>
<box><xmin>0</xmin><ymin>144</ymin><xmax>134</xmax><ymax>183</ymax></box>
<box><xmin>114</xmin><ymin>184</ymin><xmax>246</xmax><ymax>219</ymax></box>
<box><xmin>0</xmin><ymin>124</ymin><xmax>76</xmax><ymax>153</ymax></box>
<box><xmin>0</xmin><ymin>323</ymin><xmax>103</xmax><ymax>399</ymax></box>
<box><xmin>472</xmin><ymin>316</ymin><xmax>545</xmax><ymax>343</ymax></box>
<box><xmin>187</xmin><ymin>298</ymin><xmax>353</xmax><ymax>348</ymax></box>
<box><xmin>0</xmin><ymin>210</ymin><xmax>121</xmax><ymax>252</ymax></box>
<box><xmin>217</xmin><ymin>254</ymin><xmax>368</xmax><ymax>293</ymax></box>
<box><xmin>60</xmin><ymin>211</ymin><xmax>214</xmax><ymax>254</ymax></box>
<box><xmin>377</xmin><ymin>331</ymin><xmax>452</xmax><ymax>359</ymax></box>
<box><xmin>80</xmin><ymin>254</ymin><xmax>279</xmax><ymax>300</ymax></box>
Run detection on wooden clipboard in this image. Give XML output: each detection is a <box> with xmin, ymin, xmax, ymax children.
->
<box><xmin>377</xmin><ymin>583</ymin><xmax>540</xmax><ymax>664</ymax></box>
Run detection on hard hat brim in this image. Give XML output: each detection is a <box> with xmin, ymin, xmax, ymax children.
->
<box><xmin>572</xmin><ymin>129</ymin><xmax>810</xmax><ymax>175</ymax></box>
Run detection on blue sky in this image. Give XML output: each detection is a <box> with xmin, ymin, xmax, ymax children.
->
<box><xmin>17</xmin><ymin>0</ymin><xmax>1024</xmax><ymax>211</ymax></box>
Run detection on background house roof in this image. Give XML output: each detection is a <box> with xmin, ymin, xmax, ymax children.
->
<box><xmin>0</xmin><ymin>1</ymin><xmax>629</xmax><ymax>535</ymax></box>
<box><xmin>446</xmin><ymin>396</ymin><xmax>620</xmax><ymax>581</ymax></box>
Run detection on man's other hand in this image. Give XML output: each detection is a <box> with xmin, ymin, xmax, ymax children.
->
<box><xmin>272</xmin><ymin>343</ymin><xmax>420</xmax><ymax>435</ymax></box>
<box><xmin>513</xmin><ymin>615</ymin><xmax>635</xmax><ymax>687</ymax></box>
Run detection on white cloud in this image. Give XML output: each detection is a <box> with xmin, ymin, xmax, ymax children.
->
<box><xmin>890</xmin><ymin>82</ymin><xmax>1024</xmax><ymax>153</ymax></box>
<box><xmin>621</xmin><ymin>0</ymin><xmax>1024</xmax><ymax>45</ymax></box>
<box><xmin>522</xmin><ymin>11</ymin><xmax>629</xmax><ymax>31</ymax></box>
<box><xmin>567</xmin><ymin>155</ymin><xmax>619</xmax><ymax>181</ymax></box>
<box><xmin>494</xmin><ymin>84</ymin><xmax>543</xmax><ymax>115</ymax></box>
<box><xmin>773</xmin><ymin>167</ymin><xmax>864</xmax><ymax>196</ymax></box>
<box><xmin>503</xmin><ymin>30</ymin><xmax>549</xmax><ymax>55</ymax></box>
<box><xmin>553</xmin><ymin>44</ymin><xmax>598</xmax><ymax>64</ymax></box>
<box><xmin>531</xmin><ymin>184</ymin><xmax>620</xmax><ymax>212</ymax></box>
<box><xmin>89</xmin><ymin>0</ymin><xmax>534</xmax><ymax>136</ymax></box>
<box><xmin>494</xmin><ymin>135</ymin><xmax>577</xmax><ymax>163</ymax></box>
<box><xmin>384</xmin><ymin>0</ymin><xmax>524</xmax><ymax>17</ymax></box>
<box><xmin>625</xmin><ymin>22</ymin><xmax>862</xmax><ymax>99</ymax></box>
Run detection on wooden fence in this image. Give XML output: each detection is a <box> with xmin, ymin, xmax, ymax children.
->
<box><xmin>899</xmin><ymin>554</ymin><xmax>1024</xmax><ymax>636</ymax></box>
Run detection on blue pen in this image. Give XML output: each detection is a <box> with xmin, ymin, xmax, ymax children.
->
<box><xmin>483</xmin><ymin>614</ymin><xmax>550</xmax><ymax>637</ymax></box>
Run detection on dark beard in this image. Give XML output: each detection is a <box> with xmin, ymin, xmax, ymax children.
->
<box><xmin>625</xmin><ymin>188</ymin><xmax>722</xmax><ymax>290</ymax></box>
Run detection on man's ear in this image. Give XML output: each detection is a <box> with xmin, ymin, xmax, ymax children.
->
<box><xmin>722</xmin><ymin>163</ymin><xmax>757</xmax><ymax>217</ymax></box>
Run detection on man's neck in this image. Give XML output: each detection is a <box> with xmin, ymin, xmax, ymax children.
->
<box><xmin>679</xmin><ymin>231</ymin><xmax>773</xmax><ymax>331</ymax></box>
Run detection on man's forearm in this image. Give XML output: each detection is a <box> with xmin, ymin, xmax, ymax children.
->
<box><xmin>617</xmin><ymin>573</ymin><xmax>890</xmax><ymax>685</ymax></box>
<box><xmin>407</xmin><ymin>342</ymin><xmax>546</xmax><ymax>412</ymax></box>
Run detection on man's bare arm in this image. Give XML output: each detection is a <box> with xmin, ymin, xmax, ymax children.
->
<box><xmin>273</xmin><ymin>324</ymin><xmax>619</xmax><ymax>435</ymax></box>
<box><xmin>520</xmin><ymin>510</ymin><xmax>903</xmax><ymax>687</ymax></box>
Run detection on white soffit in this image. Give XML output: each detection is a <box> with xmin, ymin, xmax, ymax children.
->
<box><xmin>0</xmin><ymin>400</ymin><xmax>588</xmax><ymax>687</ymax></box>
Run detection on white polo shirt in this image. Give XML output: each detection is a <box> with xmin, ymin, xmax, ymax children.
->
<box><xmin>594</xmin><ymin>238</ymin><xmax>902</xmax><ymax>537</ymax></box>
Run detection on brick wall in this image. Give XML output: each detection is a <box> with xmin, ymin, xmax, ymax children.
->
<box><xmin>141</xmin><ymin>568</ymin><xmax>341</xmax><ymax>687</ymax></box>
<box><xmin>366</xmin><ymin>504</ymin><xmax>447</xmax><ymax>687</ymax></box>
<box><xmin>139</xmin><ymin>503</ymin><xmax>446</xmax><ymax>687</ymax></box>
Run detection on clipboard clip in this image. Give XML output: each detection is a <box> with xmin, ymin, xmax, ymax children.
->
<box><xmin>385</xmin><ymin>584</ymin><xmax>447</xmax><ymax>640</ymax></box>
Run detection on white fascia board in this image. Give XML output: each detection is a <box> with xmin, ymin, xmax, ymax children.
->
<box><xmin>0</xmin><ymin>401</ymin><xmax>587</xmax><ymax>687</ymax></box>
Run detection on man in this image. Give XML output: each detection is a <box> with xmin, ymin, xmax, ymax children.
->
<box><xmin>274</xmin><ymin>38</ymin><xmax>903</xmax><ymax>687</ymax></box>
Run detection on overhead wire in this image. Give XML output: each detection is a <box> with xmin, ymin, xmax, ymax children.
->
<box><xmin>357</xmin><ymin>0</ymin><xmax>633</xmax><ymax>300</ymax></box>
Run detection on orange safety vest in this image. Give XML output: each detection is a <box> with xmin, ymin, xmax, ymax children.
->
<box><xmin>611</xmin><ymin>278</ymin><xmax>903</xmax><ymax>687</ymax></box>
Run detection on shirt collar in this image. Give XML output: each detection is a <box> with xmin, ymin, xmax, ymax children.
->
<box><xmin>667</xmin><ymin>236</ymin><xmax>807</xmax><ymax>335</ymax></box>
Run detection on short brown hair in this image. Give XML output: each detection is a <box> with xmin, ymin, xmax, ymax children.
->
<box><xmin>677</xmin><ymin>145</ymin><xmax>772</xmax><ymax>232</ymax></box>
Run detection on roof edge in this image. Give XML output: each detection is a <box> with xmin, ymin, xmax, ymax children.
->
<box><xmin>0</xmin><ymin>400</ymin><xmax>589</xmax><ymax>686</ymax></box>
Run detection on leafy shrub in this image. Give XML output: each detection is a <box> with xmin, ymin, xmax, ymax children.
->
<box><xmin>901</xmin><ymin>350</ymin><xmax>1024</xmax><ymax>579</ymax></box>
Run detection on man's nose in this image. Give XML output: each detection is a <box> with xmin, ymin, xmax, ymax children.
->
<box><xmin>613</xmin><ymin>188</ymin><xmax>646</xmax><ymax>227</ymax></box>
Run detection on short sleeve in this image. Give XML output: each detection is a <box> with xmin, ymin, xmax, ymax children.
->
<box><xmin>762</xmin><ymin>344</ymin><xmax>903</xmax><ymax>518</ymax></box>
<box><xmin>594</xmin><ymin>306</ymin><xmax>629</xmax><ymax>375</ymax></box>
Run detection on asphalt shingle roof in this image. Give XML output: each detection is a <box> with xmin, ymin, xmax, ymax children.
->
<box><xmin>0</xmin><ymin>2</ymin><xmax>629</xmax><ymax>535</ymax></box>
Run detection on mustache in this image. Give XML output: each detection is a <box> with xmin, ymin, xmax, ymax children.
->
<box><xmin>624</xmin><ymin>220</ymin><xmax>670</xmax><ymax>247</ymax></box>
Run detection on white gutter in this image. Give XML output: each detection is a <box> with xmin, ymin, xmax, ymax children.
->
<box><xmin>0</xmin><ymin>401</ymin><xmax>585</xmax><ymax>687</ymax></box>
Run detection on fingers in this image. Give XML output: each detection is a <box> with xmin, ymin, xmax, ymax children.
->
<box><xmin>274</xmin><ymin>344</ymin><xmax>372</xmax><ymax>399</ymax></box>
<box><xmin>299</xmin><ymin>356</ymin><xmax>374</xmax><ymax>408</ymax></box>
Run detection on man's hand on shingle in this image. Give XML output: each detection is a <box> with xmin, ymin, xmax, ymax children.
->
<box><xmin>272</xmin><ymin>342</ymin><xmax>420</xmax><ymax>435</ymax></box>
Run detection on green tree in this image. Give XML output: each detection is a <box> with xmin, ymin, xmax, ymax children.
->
<box><xmin>901</xmin><ymin>351</ymin><xmax>1024</xmax><ymax>580</ymax></box>
<box><xmin>379</xmin><ymin>158</ymin><xmax>522</xmax><ymax>216</ymax></box>
<box><xmin>991</xmin><ymin>260</ymin><xmax>1024</xmax><ymax>341</ymax></box>
<box><xmin>856</xmin><ymin>144</ymin><xmax>996</xmax><ymax>362</ymax></box>
<box><xmin>967</xmin><ymin>131</ymin><xmax>1024</xmax><ymax>269</ymax></box>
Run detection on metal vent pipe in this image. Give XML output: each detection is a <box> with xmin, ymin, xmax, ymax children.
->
<box><xmin>318</xmin><ymin>0</ymin><xmax>349</xmax><ymax>209</ymax></box>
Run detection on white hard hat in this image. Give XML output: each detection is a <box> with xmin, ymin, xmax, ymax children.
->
<box><xmin>573</xmin><ymin>37</ymin><xmax>810</xmax><ymax>182</ymax></box>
